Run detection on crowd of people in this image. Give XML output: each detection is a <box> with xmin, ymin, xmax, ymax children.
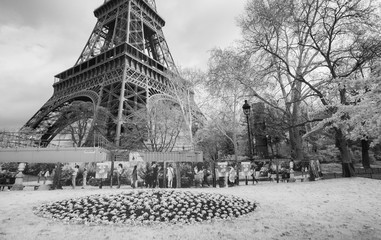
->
<box><xmin>22</xmin><ymin>158</ymin><xmax>323</xmax><ymax>190</ymax></box>
<box><xmin>113</xmin><ymin>163</ymin><xmax>213</xmax><ymax>189</ymax></box>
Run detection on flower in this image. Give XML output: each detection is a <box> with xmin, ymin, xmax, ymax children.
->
<box><xmin>35</xmin><ymin>189</ymin><xmax>257</xmax><ymax>226</ymax></box>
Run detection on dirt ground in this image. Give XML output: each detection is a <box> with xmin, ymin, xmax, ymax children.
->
<box><xmin>0</xmin><ymin>177</ymin><xmax>380</xmax><ymax>240</ymax></box>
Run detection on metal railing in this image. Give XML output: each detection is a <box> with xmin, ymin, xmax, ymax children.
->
<box><xmin>0</xmin><ymin>131</ymin><xmax>110</xmax><ymax>149</ymax></box>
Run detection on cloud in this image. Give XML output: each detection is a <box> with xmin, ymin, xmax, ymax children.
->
<box><xmin>160</xmin><ymin>0</ymin><xmax>245</xmax><ymax>68</ymax></box>
<box><xmin>0</xmin><ymin>0</ymin><xmax>246</xmax><ymax>130</ymax></box>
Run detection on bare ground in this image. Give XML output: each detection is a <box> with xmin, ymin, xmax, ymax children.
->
<box><xmin>0</xmin><ymin>177</ymin><xmax>380</xmax><ymax>240</ymax></box>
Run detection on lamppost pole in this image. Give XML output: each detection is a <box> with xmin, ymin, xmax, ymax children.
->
<box><xmin>242</xmin><ymin>100</ymin><xmax>252</xmax><ymax>185</ymax></box>
<box><xmin>242</xmin><ymin>100</ymin><xmax>253</xmax><ymax>158</ymax></box>
<box><xmin>246</xmin><ymin>113</ymin><xmax>253</xmax><ymax>158</ymax></box>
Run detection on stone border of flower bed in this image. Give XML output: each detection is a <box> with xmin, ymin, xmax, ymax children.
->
<box><xmin>34</xmin><ymin>189</ymin><xmax>257</xmax><ymax>226</ymax></box>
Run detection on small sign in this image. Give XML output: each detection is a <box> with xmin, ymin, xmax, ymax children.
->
<box><xmin>95</xmin><ymin>163</ymin><xmax>109</xmax><ymax>179</ymax></box>
<box><xmin>129</xmin><ymin>152</ymin><xmax>144</xmax><ymax>163</ymax></box>
<box><xmin>241</xmin><ymin>162</ymin><xmax>251</xmax><ymax>175</ymax></box>
<box><xmin>217</xmin><ymin>162</ymin><xmax>228</xmax><ymax>174</ymax></box>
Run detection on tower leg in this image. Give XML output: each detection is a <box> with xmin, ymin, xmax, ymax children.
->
<box><xmin>115</xmin><ymin>67</ymin><xmax>128</xmax><ymax>146</ymax></box>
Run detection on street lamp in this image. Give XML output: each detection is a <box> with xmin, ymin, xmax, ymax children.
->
<box><xmin>242</xmin><ymin>100</ymin><xmax>253</xmax><ymax>158</ymax></box>
<box><xmin>242</xmin><ymin>100</ymin><xmax>252</xmax><ymax>186</ymax></box>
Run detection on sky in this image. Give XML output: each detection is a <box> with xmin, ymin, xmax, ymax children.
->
<box><xmin>0</xmin><ymin>0</ymin><xmax>247</xmax><ymax>130</ymax></box>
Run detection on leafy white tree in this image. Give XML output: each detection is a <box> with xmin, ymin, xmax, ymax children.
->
<box><xmin>239</xmin><ymin>0</ymin><xmax>381</xmax><ymax>176</ymax></box>
<box><xmin>312</xmin><ymin>74</ymin><xmax>381</xmax><ymax>165</ymax></box>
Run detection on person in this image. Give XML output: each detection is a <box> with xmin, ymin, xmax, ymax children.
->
<box><xmin>145</xmin><ymin>164</ymin><xmax>153</xmax><ymax>188</ymax></box>
<box><xmin>51</xmin><ymin>167</ymin><xmax>56</xmax><ymax>179</ymax></box>
<box><xmin>251</xmin><ymin>166</ymin><xmax>259</xmax><ymax>184</ymax></box>
<box><xmin>37</xmin><ymin>170</ymin><xmax>43</xmax><ymax>183</ymax></box>
<box><xmin>228</xmin><ymin>166</ymin><xmax>236</xmax><ymax>186</ymax></box>
<box><xmin>116</xmin><ymin>164</ymin><xmax>124</xmax><ymax>189</ymax></box>
<box><xmin>303</xmin><ymin>164</ymin><xmax>309</xmax><ymax>178</ymax></box>
<box><xmin>72</xmin><ymin>165</ymin><xmax>79</xmax><ymax>189</ymax></box>
<box><xmin>167</xmin><ymin>164</ymin><xmax>174</xmax><ymax>188</ymax></box>
<box><xmin>152</xmin><ymin>162</ymin><xmax>158</xmax><ymax>188</ymax></box>
<box><xmin>43</xmin><ymin>169</ymin><xmax>49</xmax><ymax>184</ymax></box>
<box><xmin>289</xmin><ymin>159</ymin><xmax>295</xmax><ymax>173</ymax></box>
<box><xmin>281</xmin><ymin>167</ymin><xmax>289</xmax><ymax>182</ymax></box>
<box><xmin>288</xmin><ymin>159</ymin><xmax>295</xmax><ymax>181</ymax></box>
<box><xmin>194</xmin><ymin>165</ymin><xmax>203</xmax><ymax>187</ymax></box>
<box><xmin>131</xmin><ymin>165</ymin><xmax>138</xmax><ymax>189</ymax></box>
<box><xmin>157</xmin><ymin>165</ymin><xmax>163</xmax><ymax>188</ymax></box>
<box><xmin>194</xmin><ymin>165</ymin><xmax>199</xmax><ymax>187</ymax></box>
<box><xmin>82</xmin><ymin>167</ymin><xmax>88</xmax><ymax>189</ymax></box>
<box><xmin>267</xmin><ymin>168</ymin><xmax>274</xmax><ymax>182</ymax></box>
<box><xmin>202</xmin><ymin>166</ymin><xmax>210</xmax><ymax>187</ymax></box>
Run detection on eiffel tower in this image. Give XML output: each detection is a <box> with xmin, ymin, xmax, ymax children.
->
<box><xmin>23</xmin><ymin>0</ymin><xmax>195</xmax><ymax>147</ymax></box>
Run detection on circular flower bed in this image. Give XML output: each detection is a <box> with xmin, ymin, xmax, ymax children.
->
<box><xmin>35</xmin><ymin>190</ymin><xmax>256</xmax><ymax>225</ymax></box>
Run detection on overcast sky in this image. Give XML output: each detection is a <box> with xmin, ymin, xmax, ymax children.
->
<box><xmin>0</xmin><ymin>0</ymin><xmax>246</xmax><ymax>130</ymax></box>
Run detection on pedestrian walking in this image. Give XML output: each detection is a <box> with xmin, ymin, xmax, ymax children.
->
<box><xmin>43</xmin><ymin>169</ymin><xmax>49</xmax><ymax>184</ymax></box>
<box><xmin>72</xmin><ymin>165</ymin><xmax>79</xmax><ymax>189</ymax></box>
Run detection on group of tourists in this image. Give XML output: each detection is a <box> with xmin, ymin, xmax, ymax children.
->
<box><xmin>116</xmin><ymin>164</ymin><xmax>138</xmax><ymax>189</ymax></box>
<box><xmin>37</xmin><ymin>169</ymin><xmax>51</xmax><ymax>184</ymax></box>
<box><xmin>115</xmin><ymin>163</ymin><xmax>212</xmax><ymax>189</ymax></box>
<box><xmin>216</xmin><ymin>164</ymin><xmax>259</xmax><ymax>187</ymax></box>
<box><xmin>39</xmin><ymin>158</ymin><xmax>323</xmax><ymax>190</ymax></box>
<box><xmin>194</xmin><ymin>165</ymin><xmax>211</xmax><ymax>187</ymax></box>
<box><xmin>129</xmin><ymin>163</ymin><xmax>210</xmax><ymax>189</ymax></box>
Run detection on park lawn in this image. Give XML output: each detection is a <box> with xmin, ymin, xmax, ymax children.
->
<box><xmin>0</xmin><ymin>177</ymin><xmax>380</xmax><ymax>240</ymax></box>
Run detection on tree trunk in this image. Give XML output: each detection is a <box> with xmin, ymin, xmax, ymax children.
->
<box><xmin>176</xmin><ymin>162</ymin><xmax>181</xmax><ymax>188</ymax></box>
<box><xmin>110</xmin><ymin>152</ymin><xmax>115</xmax><ymax>188</ymax></box>
<box><xmin>335</xmin><ymin>129</ymin><xmax>355</xmax><ymax>177</ymax></box>
<box><xmin>289</xmin><ymin>76</ymin><xmax>304</xmax><ymax>161</ymax></box>
<box><xmin>212</xmin><ymin>161</ymin><xmax>216</xmax><ymax>188</ymax></box>
<box><xmin>52</xmin><ymin>163</ymin><xmax>62</xmax><ymax>190</ymax></box>
<box><xmin>289</xmin><ymin>127</ymin><xmax>304</xmax><ymax>161</ymax></box>
<box><xmin>361</xmin><ymin>139</ymin><xmax>370</xmax><ymax>168</ymax></box>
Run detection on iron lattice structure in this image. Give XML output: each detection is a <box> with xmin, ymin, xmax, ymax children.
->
<box><xmin>23</xmin><ymin>0</ymin><xmax>199</xmax><ymax>147</ymax></box>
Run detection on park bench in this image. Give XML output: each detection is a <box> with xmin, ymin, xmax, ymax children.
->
<box><xmin>30</xmin><ymin>185</ymin><xmax>40</xmax><ymax>190</ymax></box>
<box><xmin>0</xmin><ymin>177</ymin><xmax>16</xmax><ymax>191</ymax></box>
<box><xmin>0</xmin><ymin>184</ymin><xmax>13</xmax><ymax>191</ymax></box>
<box><xmin>23</xmin><ymin>184</ymin><xmax>52</xmax><ymax>190</ymax></box>
<box><xmin>355</xmin><ymin>168</ymin><xmax>381</xmax><ymax>179</ymax></box>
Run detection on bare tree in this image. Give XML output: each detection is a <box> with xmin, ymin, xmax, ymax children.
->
<box><xmin>238</xmin><ymin>0</ymin><xmax>326</xmax><ymax>161</ymax></box>
<box><xmin>206</xmin><ymin>48</ymin><xmax>251</xmax><ymax>164</ymax></box>
<box><xmin>168</xmin><ymin>68</ymin><xmax>205</xmax><ymax>150</ymax></box>
<box><xmin>52</xmin><ymin>101</ymin><xmax>95</xmax><ymax>147</ymax></box>
<box><xmin>121</xmin><ymin>100</ymin><xmax>186</xmax><ymax>152</ymax></box>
